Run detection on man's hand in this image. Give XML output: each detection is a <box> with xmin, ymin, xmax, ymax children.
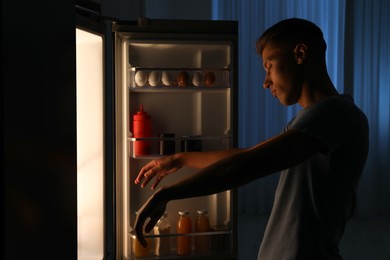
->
<box><xmin>133</xmin><ymin>188</ymin><xmax>168</xmax><ymax>247</ymax></box>
<box><xmin>134</xmin><ymin>154</ymin><xmax>183</xmax><ymax>190</ymax></box>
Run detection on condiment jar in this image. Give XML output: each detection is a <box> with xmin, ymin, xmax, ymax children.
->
<box><xmin>176</xmin><ymin>210</ymin><xmax>192</xmax><ymax>256</ymax></box>
<box><xmin>154</xmin><ymin>212</ymin><xmax>171</xmax><ymax>256</ymax></box>
<box><xmin>132</xmin><ymin>212</ymin><xmax>152</xmax><ymax>257</ymax></box>
<box><xmin>195</xmin><ymin>209</ymin><xmax>211</xmax><ymax>255</ymax></box>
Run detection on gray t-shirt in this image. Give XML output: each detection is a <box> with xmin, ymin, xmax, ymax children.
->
<box><xmin>258</xmin><ymin>95</ymin><xmax>369</xmax><ymax>260</ymax></box>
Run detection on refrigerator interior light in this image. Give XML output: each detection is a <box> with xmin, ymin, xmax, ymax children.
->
<box><xmin>76</xmin><ymin>28</ymin><xmax>104</xmax><ymax>260</ymax></box>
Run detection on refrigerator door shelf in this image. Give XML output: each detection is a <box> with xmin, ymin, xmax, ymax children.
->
<box><xmin>128</xmin><ymin>68</ymin><xmax>231</xmax><ymax>89</ymax></box>
<box><xmin>129</xmin><ymin>86</ymin><xmax>231</xmax><ymax>92</ymax></box>
<box><xmin>129</xmin><ymin>229</ymin><xmax>231</xmax><ymax>239</ymax></box>
<box><xmin>128</xmin><ymin>229</ymin><xmax>233</xmax><ymax>258</ymax></box>
<box><xmin>128</xmin><ymin>135</ymin><xmax>232</xmax><ymax>159</ymax></box>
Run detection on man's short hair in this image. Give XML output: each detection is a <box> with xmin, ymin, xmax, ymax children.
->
<box><xmin>256</xmin><ymin>18</ymin><xmax>327</xmax><ymax>60</ymax></box>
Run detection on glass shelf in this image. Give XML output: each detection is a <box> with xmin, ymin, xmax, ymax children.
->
<box><xmin>129</xmin><ymin>86</ymin><xmax>230</xmax><ymax>93</ymax></box>
<box><xmin>129</xmin><ymin>229</ymin><xmax>231</xmax><ymax>239</ymax></box>
<box><xmin>129</xmin><ymin>226</ymin><xmax>232</xmax><ymax>259</ymax></box>
<box><xmin>128</xmin><ymin>135</ymin><xmax>232</xmax><ymax>159</ymax></box>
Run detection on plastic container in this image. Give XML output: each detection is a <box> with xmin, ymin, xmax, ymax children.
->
<box><xmin>181</xmin><ymin>135</ymin><xmax>202</xmax><ymax>152</ymax></box>
<box><xmin>154</xmin><ymin>212</ymin><xmax>171</xmax><ymax>256</ymax></box>
<box><xmin>132</xmin><ymin>104</ymin><xmax>152</xmax><ymax>156</ymax></box>
<box><xmin>176</xmin><ymin>210</ymin><xmax>192</xmax><ymax>256</ymax></box>
<box><xmin>195</xmin><ymin>209</ymin><xmax>211</xmax><ymax>255</ymax></box>
<box><xmin>132</xmin><ymin>236</ymin><xmax>152</xmax><ymax>257</ymax></box>
<box><xmin>159</xmin><ymin>133</ymin><xmax>175</xmax><ymax>155</ymax></box>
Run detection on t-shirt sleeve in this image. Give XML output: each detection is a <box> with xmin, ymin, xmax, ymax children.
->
<box><xmin>289</xmin><ymin>98</ymin><xmax>358</xmax><ymax>153</ymax></box>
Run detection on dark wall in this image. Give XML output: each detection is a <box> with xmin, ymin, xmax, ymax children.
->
<box><xmin>76</xmin><ymin>0</ymin><xmax>212</xmax><ymax>21</ymax></box>
<box><xmin>1</xmin><ymin>1</ymin><xmax>213</xmax><ymax>259</ymax></box>
<box><xmin>1</xmin><ymin>1</ymin><xmax>77</xmax><ymax>259</ymax></box>
<box><xmin>145</xmin><ymin>0</ymin><xmax>212</xmax><ymax>20</ymax></box>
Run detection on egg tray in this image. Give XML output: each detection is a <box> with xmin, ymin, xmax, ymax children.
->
<box><xmin>128</xmin><ymin>69</ymin><xmax>231</xmax><ymax>88</ymax></box>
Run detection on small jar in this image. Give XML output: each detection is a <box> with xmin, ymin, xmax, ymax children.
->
<box><xmin>132</xmin><ymin>212</ymin><xmax>152</xmax><ymax>257</ymax></box>
<box><xmin>159</xmin><ymin>133</ymin><xmax>175</xmax><ymax>155</ymax></box>
<box><xmin>181</xmin><ymin>135</ymin><xmax>202</xmax><ymax>152</ymax></box>
<box><xmin>195</xmin><ymin>209</ymin><xmax>211</xmax><ymax>255</ymax></box>
<box><xmin>176</xmin><ymin>210</ymin><xmax>192</xmax><ymax>256</ymax></box>
<box><xmin>154</xmin><ymin>212</ymin><xmax>171</xmax><ymax>256</ymax></box>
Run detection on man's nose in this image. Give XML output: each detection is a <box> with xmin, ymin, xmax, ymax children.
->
<box><xmin>263</xmin><ymin>77</ymin><xmax>271</xmax><ymax>89</ymax></box>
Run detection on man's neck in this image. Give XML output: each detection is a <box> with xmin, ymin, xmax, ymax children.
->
<box><xmin>298</xmin><ymin>71</ymin><xmax>339</xmax><ymax>108</ymax></box>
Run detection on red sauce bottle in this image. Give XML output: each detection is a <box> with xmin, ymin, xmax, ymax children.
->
<box><xmin>132</xmin><ymin>104</ymin><xmax>151</xmax><ymax>156</ymax></box>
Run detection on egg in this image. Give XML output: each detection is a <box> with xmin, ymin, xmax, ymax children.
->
<box><xmin>176</xmin><ymin>71</ymin><xmax>190</xmax><ymax>87</ymax></box>
<box><xmin>161</xmin><ymin>71</ymin><xmax>172</xmax><ymax>86</ymax></box>
<box><xmin>134</xmin><ymin>70</ymin><xmax>148</xmax><ymax>87</ymax></box>
<box><xmin>192</xmin><ymin>71</ymin><xmax>203</xmax><ymax>87</ymax></box>
<box><xmin>204</xmin><ymin>71</ymin><xmax>216</xmax><ymax>87</ymax></box>
<box><xmin>148</xmin><ymin>71</ymin><xmax>161</xmax><ymax>87</ymax></box>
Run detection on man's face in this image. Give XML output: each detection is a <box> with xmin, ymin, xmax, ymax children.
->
<box><xmin>261</xmin><ymin>44</ymin><xmax>302</xmax><ymax>106</ymax></box>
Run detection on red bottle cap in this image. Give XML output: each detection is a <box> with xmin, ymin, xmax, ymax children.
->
<box><xmin>133</xmin><ymin>104</ymin><xmax>150</xmax><ymax>120</ymax></box>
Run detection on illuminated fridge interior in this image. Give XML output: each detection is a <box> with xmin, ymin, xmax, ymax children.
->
<box><xmin>115</xmin><ymin>29</ymin><xmax>237</xmax><ymax>259</ymax></box>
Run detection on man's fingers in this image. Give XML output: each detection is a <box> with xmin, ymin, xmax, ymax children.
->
<box><xmin>135</xmin><ymin>162</ymin><xmax>156</xmax><ymax>184</ymax></box>
<box><xmin>136</xmin><ymin>167</ymin><xmax>156</xmax><ymax>187</ymax></box>
<box><xmin>134</xmin><ymin>217</ymin><xmax>148</xmax><ymax>247</ymax></box>
<box><xmin>151</xmin><ymin>174</ymin><xmax>164</xmax><ymax>190</ymax></box>
<box><xmin>135</xmin><ymin>229</ymin><xmax>147</xmax><ymax>248</ymax></box>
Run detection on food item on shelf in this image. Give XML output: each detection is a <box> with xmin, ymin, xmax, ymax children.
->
<box><xmin>154</xmin><ymin>212</ymin><xmax>171</xmax><ymax>256</ymax></box>
<box><xmin>132</xmin><ymin>212</ymin><xmax>152</xmax><ymax>257</ymax></box>
<box><xmin>176</xmin><ymin>71</ymin><xmax>190</xmax><ymax>87</ymax></box>
<box><xmin>134</xmin><ymin>70</ymin><xmax>148</xmax><ymax>87</ymax></box>
<box><xmin>204</xmin><ymin>71</ymin><xmax>216</xmax><ymax>87</ymax></box>
<box><xmin>132</xmin><ymin>105</ymin><xmax>152</xmax><ymax>156</ymax></box>
<box><xmin>148</xmin><ymin>70</ymin><xmax>161</xmax><ymax>87</ymax></box>
<box><xmin>161</xmin><ymin>71</ymin><xmax>173</xmax><ymax>86</ymax></box>
<box><xmin>181</xmin><ymin>135</ymin><xmax>202</xmax><ymax>152</ymax></box>
<box><xmin>159</xmin><ymin>133</ymin><xmax>175</xmax><ymax>155</ymax></box>
<box><xmin>132</xmin><ymin>235</ymin><xmax>152</xmax><ymax>257</ymax></box>
<box><xmin>176</xmin><ymin>210</ymin><xmax>192</xmax><ymax>256</ymax></box>
<box><xmin>192</xmin><ymin>71</ymin><xmax>203</xmax><ymax>87</ymax></box>
<box><xmin>195</xmin><ymin>209</ymin><xmax>211</xmax><ymax>255</ymax></box>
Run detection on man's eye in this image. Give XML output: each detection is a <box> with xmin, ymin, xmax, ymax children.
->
<box><xmin>264</xmin><ymin>64</ymin><xmax>272</xmax><ymax>72</ymax></box>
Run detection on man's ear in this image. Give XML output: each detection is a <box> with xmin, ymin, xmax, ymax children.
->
<box><xmin>294</xmin><ymin>43</ymin><xmax>308</xmax><ymax>64</ymax></box>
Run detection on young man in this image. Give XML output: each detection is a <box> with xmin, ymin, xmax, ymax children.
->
<box><xmin>134</xmin><ymin>18</ymin><xmax>369</xmax><ymax>259</ymax></box>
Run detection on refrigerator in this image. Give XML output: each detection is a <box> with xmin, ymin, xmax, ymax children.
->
<box><xmin>76</xmin><ymin>13</ymin><xmax>238</xmax><ymax>260</ymax></box>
